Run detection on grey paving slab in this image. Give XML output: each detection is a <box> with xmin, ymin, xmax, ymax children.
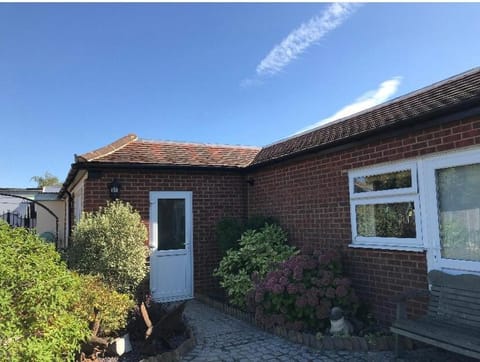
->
<box><xmin>181</xmin><ymin>299</ymin><xmax>475</xmax><ymax>362</ymax></box>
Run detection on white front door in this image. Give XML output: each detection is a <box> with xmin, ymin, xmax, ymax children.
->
<box><xmin>149</xmin><ymin>191</ymin><xmax>193</xmax><ymax>302</ymax></box>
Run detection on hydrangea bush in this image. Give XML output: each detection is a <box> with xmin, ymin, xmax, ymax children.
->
<box><xmin>248</xmin><ymin>250</ymin><xmax>359</xmax><ymax>332</ymax></box>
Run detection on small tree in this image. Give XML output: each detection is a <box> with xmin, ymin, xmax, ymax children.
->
<box><xmin>30</xmin><ymin>171</ymin><xmax>61</xmax><ymax>187</ymax></box>
<box><xmin>67</xmin><ymin>200</ymin><xmax>148</xmax><ymax>296</ymax></box>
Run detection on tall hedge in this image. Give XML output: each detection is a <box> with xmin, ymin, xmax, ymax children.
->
<box><xmin>67</xmin><ymin>200</ymin><xmax>148</xmax><ymax>296</ymax></box>
<box><xmin>0</xmin><ymin>222</ymin><xmax>90</xmax><ymax>361</ymax></box>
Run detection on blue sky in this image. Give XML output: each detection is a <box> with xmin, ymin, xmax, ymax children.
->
<box><xmin>1</xmin><ymin>2</ymin><xmax>479</xmax><ymax>188</ymax></box>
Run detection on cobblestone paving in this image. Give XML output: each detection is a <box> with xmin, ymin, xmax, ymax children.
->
<box><xmin>182</xmin><ymin>300</ymin><xmax>475</xmax><ymax>362</ymax></box>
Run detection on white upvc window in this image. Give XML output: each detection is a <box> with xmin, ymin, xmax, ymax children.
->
<box><xmin>349</xmin><ymin>161</ymin><xmax>423</xmax><ymax>251</ymax></box>
<box><xmin>348</xmin><ymin>146</ymin><xmax>480</xmax><ymax>274</ymax></box>
<box><xmin>421</xmin><ymin>148</ymin><xmax>480</xmax><ymax>274</ymax></box>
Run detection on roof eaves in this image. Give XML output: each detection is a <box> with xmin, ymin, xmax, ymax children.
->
<box><xmin>58</xmin><ymin>163</ymin><xmax>80</xmax><ymax>198</ymax></box>
<box><xmin>79</xmin><ymin>161</ymin><xmax>249</xmax><ymax>171</ymax></box>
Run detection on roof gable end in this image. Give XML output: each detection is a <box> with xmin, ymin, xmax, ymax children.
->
<box><xmin>76</xmin><ymin>133</ymin><xmax>138</xmax><ymax>162</ymax></box>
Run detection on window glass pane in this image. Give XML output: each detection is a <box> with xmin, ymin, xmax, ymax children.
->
<box><xmin>354</xmin><ymin>170</ymin><xmax>412</xmax><ymax>193</ymax></box>
<box><xmin>356</xmin><ymin>202</ymin><xmax>416</xmax><ymax>238</ymax></box>
<box><xmin>437</xmin><ymin>164</ymin><xmax>480</xmax><ymax>261</ymax></box>
<box><xmin>158</xmin><ymin>199</ymin><xmax>185</xmax><ymax>250</ymax></box>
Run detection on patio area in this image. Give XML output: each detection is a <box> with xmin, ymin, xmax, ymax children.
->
<box><xmin>181</xmin><ymin>299</ymin><xmax>476</xmax><ymax>362</ymax></box>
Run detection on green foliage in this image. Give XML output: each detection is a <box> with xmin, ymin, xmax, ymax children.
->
<box><xmin>67</xmin><ymin>200</ymin><xmax>148</xmax><ymax>296</ymax></box>
<box><xmin>356</xmin><ymin>202</ymin><xmax>416</xmax><ymax>238</ymax></box>
<box><xmin>75</xmin><ymin>275</ymin><xmax>134</xmax><ymax>337</ymax></box>
<box><xmin>216</xmin><ymin>217</ymin><xmax>244</xmax><ymax>254</ymax></box>
<box><xmin>214</xmin><ymin>224</ymin><xmax>297</xmax><ymax>308</ymax></box>
<box><xmin>0</xmin><ymin>222</ymin><xmax>90</xmax><ymax>361</ymax></box>
<box><xmin>30</xmin><ymin>171</ymin><xmax>61</xmax><ymax>187</ymax></box>
<box><xmin>248</xmin><ymin>250</ymin><xmax>359</xmax><ymax>332</ymax></box>
<box><xmin>216</xmin><ymin>215</ymin><xmax>279</xmax><ymax>254</ymax></box>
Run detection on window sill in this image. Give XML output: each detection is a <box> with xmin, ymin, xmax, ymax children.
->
<box><xmin>348</xmin><ymin>243</ymin><xmax>425</xmax><ymax>252</ymax></box>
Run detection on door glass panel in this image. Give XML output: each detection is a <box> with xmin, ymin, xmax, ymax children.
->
<box><xmin>356</xmin><ymin>202</ymin><xmax>416</xmax><ymax>238</ymax></box>
<box><xmin>436</xmin><ymin>164</ymin><xmax>480</xmax><ymax>261</ymax></box>
<box><xmin>157</xmin><ymin>199</ymin><xmax>185</xmax><ymax>250</ymax></box>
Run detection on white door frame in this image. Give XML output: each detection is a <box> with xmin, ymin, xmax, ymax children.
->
<box><xmin>149</xmin><ymin>191</ymin><xmax>194</xmax><ymax>302</ymax></box>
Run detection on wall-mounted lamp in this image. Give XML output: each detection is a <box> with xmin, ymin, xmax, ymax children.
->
<box><xmin>108</xmin><ymin>179</ymin><xmax>121</xmax><ymax>200</ymax></box>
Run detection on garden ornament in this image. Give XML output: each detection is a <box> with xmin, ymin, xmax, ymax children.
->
<box><xmin>329</xmin><ymin>307</ymin><xmax>354</xmax><ymax>336</ymax></box>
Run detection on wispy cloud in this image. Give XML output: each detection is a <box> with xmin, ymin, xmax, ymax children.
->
<box><xmin>293</xmin><ymin>76</ymin><xmax>403</xmax><ymax>135</ymax></box>
<box><xmin>240</xmin><ymin>77</ymin><xmax>264</xmax><ymax>88</ymax></box>
<box><xmin>256</xmin><ymin>3</ymin><xmax>359</xmax><ymax>77</ymax></box>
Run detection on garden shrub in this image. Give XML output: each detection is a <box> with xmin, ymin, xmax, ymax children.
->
<box><xmin>248</xmin><ymin>250</ymin><xmax>359</xmax><ymax>332</ymax></box>
<box><xmin>75</xmin><ymin>275</ymin><xmax>135</xmax><ymax>337</ymax></box>
<box><xmin>214</xmin><ymin>224</ymin><xmax>297</xmax><ymax>308</ymax></box>
<box><xmin>0</xmin><ymin>222</ymin><xmax>90</xmax><ymax>361</ymax></box>
<box><xmin>67</xmin><ymin>200</ymin><xmax>148</xmax><ymax>296</ymax></box>
<box><xmin>216</xmin><ymin>217</ymin><xmax>244</xmax><ymax>254</ymax></box>
<box><xmin>216</xmin><ymin>215</ymin><xmax>279</xmax><ymax>254</ymax></box>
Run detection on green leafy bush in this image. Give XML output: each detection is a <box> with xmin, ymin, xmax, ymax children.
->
<box><xmin>67</xmin><ymin>200</ymin><xmax>148</xmax><ymax>296</ymax></box>
<box><xmin>248</xmin><ymin>250</ymin><xmax>359</xmax><ymax>332</ymax></box>
<box><xmin>216</xmin><ymin>215</ymin><xmax>279</xmax><ymax>254</ymax></box>
<box><xmin>214</xmin><ymin>224</ymin><xmax>297</xmax><ymax>308</ymax></box>
<box><xmin>216</xmin><ymin>217</ymin><xmax>244</xmax><ymax>254</ymax></box>
<box><xmin>0</xmin><ymin>222</ymin><xmax>90</xmax><ymax>361</ymax></box>
<box><xmin>76</xmin><ymin>275</ymin><xmax>135</xmax><ymax>337</ymax></box>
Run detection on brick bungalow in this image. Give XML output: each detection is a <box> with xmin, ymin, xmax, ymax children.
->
<box><xmin>60</xmin><ymin>67</ymin><xmax>480</xmax><ymax>323</ymax></box>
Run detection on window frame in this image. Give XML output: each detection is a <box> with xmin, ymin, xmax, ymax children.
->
<box><xmin>349</xmin><ymin>161</ymin><xmax>418</xmax><ymax>199</ymax></box>
<box><xmin>348</xmin><ymin>161</ymin><xmax>424</xmax><ymax>251</ymax></box>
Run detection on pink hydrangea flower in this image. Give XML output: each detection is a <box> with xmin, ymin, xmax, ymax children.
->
<box><xmin>272</xmin><ymin>283</ymin><xmax>284</xmax><ymax>294</ymax></box>
<box><xmin>279</xmin><ymin>276</ymin><xmax>289</xmax><ymax>287</ymax></box>
<box><xmin>326</xmin><ymin>287</ymin><xmax>336</xmax><ymax>299</ymax></box>
<box><xmin>336</xmin><ymin>285</ymin><xmax>348</xmax><ymax>298</ymax></box>
<box><xmin>295</xmin><ymin>296</ymin><xmax>307</xmax><ymax>308</ymax></box>
<box><xmin>287</xmin><ymin>283</ymin><xmax>297</xmax><ymax>294</ymax></box>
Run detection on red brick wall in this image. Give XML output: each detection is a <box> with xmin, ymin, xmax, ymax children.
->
<box><xmin>82</xmin><ymin>168</ymin><xmax>247</xmax><ymax>293</ymax></box>
<box><xmin>246</xmin><ymin>116</ymin><xmax>480</xmax><ymax>323</ymax></box>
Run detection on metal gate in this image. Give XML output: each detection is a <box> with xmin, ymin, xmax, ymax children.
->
<box><xmin>0</xmin><ymin>193</ymin><xmax>59</xmax><ymax>244</ymax></box>
<box><xmin>0</xmin><ymin>201</ymin><xmax>37</xmax><ymax>228</ymax></box>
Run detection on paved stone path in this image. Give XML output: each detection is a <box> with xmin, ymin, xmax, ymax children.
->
<box><xmin>181</xmin><ymin>299</ymin><xmax>474</xmax><ymax>362</ymax></box>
